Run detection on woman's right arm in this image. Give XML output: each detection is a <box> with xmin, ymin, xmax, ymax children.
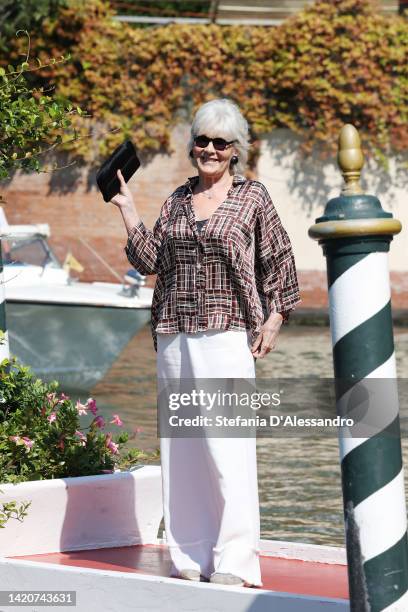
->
<box><xmin>119</xmin><ymin>202</ymin><xmax>141</xmax><ymax>235</ymax></box>
<box><xmin>110</xmin><ymin>169</ymin><xmax>171</xmax><ymax>275</ymax></box>
<box><xmin>110</xmin><ymin>169</ymin><xmax>141</xmax><ymax>232</ymax></box>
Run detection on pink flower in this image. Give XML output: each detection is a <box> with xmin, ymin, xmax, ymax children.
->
<box><xmin>46</xmin><ymin>392</ymin><xmax>59</xmax><ymax>408</ymax></box>
<box><xmin>47</xmin><ymin>412</ymin><xmax>57</xmax><ymax>423</ymax></box>
<box><xmin>110</xmin><ymin>414</ymin><xmax>123</xmax><ymax>427</ymax></box>
<box><xmin>93</xmin><ymin>415</ymin><xmax>105</xmax><ymax>429</ymax></box>
<box><xmin>58</xmin><ymin>392</ymin><xmax>70</xmax><ymax>404</ymax></box>
<box><xmin>105</xmin><ymin>432</ymin><xmax>112</xmax><ymax>446</ymax></box>
<box><xmin>76</xmin><ymin>400</ymin><xmax>88</xmax><ymax>415</ymax></box>
<box><xmin>104</xmin><ymin>432</ymin><xmax>119</xmax><ymax>455</ymax></box>
<box><xmin>107</xmin><ymin>440</ymin><xmax>119</xmax><ymax>455</ymax></box>
<box><xmin>8</xmin><ymin>435</ymin><xmax>33</xmax><ymax>450</ymax></box>
<box><xmin>21</xmin><ymin>437</ymin><xmax>33</xmax><ymax>450</ymax></box>
<box><xmin>86</xmin><ymin>398</ymin><xmax>98</xmax><ymax>415</ymax></box>
<box><xmin>75</xmin><ymin>430</ymin><xmax>87</xmax><ymax>446</ymax></box>
<box><xmin>129</xmin><ymin>426</ymin><xmax>144</xmax><ymax>440</ymax></box>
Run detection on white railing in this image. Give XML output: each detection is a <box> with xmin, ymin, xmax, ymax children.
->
<box><xmin>113</xmin><ymin>0</ymin><xmax>401</xmax><ymax>26</ymax></box>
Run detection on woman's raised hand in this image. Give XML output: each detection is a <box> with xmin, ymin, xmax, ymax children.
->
<box><xmin>110</xmin><ymin>169</ymin><xmax>135</xmax><ymax>209</ymax></box>
<box><xmin>110</xmin><ymin>169</ymin><xmax>141</xmax><ymax>233</ymax></box>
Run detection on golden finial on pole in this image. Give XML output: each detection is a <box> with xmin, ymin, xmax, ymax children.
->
<box><xmin>337</xmin><ymin>124</ymin><xmax>364</xmax><ymax>195</ymax></box>
<box><xmin>309</xmin><ymin>123</ymin><xmax>401</xmax><ymax>241</ymax></box>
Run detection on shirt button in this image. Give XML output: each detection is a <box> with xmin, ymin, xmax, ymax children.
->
<box><xmin>197</xmin><ymin>263</ymin><xmax>202</xmax><ymax>270</ymax></box>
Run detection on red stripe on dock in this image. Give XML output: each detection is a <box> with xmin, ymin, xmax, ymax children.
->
<box><xmin>9</xmin><ymin>544</ymin><xmax>349</xmax><ymax>600</ymax></box>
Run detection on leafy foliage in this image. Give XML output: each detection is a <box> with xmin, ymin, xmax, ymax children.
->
<box><xmin>1</xmin><ymin>0</ymin><xmax>407</xmax><ymax>170</ymax></box>
<box><xmin>266</xmin><ymin>0</ymin><xmax>408</xmax><ymax>165</ymax></box>
<box><xmin>0</xmin><ymin>0</ymin><xmax>68</xmax><ymax>53</ymax></box>
<box><xmin>0</xmin><ymin>489</ymin><xmax>31</xmax><ymax>528</ymax></box>
<box><xmin>0</xmin><ymin>357</ymin><xmax>159</xmax><ymax>484</ymax></box>
<box><xmin>0</xmin><ymin>47</ymin><xmax>85</xmax><ymax>181</ymax></box>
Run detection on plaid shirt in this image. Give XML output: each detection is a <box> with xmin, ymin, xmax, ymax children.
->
<box><xmin>125</xmin><ymin>174</ymin><xmax>301</xmax><ymax>352</ymax></box>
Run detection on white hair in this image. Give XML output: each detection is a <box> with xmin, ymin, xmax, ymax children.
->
<box><xmin>187</xmin><ymin>98</ymin><xmax>250</xmax><ymax>175</ymax></box>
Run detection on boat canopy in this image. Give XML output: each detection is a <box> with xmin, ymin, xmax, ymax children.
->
<box><xmin>0</xmin><ymin>206</ymin><xmax>50</xmax><ymax>238</ymax></box>
<box><xmin>1</xmin><ymin>224</ymin><xmax>51</xmax><ymax>238</ymax></box>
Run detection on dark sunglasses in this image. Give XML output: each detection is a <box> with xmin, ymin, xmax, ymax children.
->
<box><xmin>193</xmin><ymin>135</ymin><xmax>236</xmax><ymax>151</ymax></box>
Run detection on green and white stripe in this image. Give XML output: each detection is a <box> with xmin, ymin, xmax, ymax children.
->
<box><xmin>328</xmin><ymin>250</ymin><xmax>408</xmax><ymax>611</ymax></box>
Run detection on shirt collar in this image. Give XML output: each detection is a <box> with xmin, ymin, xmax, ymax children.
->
<box><xmin>185</xmin><ymin>174</ymin><xmax>247</xmax><ymax>192</ymax></box>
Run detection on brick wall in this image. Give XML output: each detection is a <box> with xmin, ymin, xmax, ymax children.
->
<box><xmin>2</xmin><ymin>123</ymin><xmax>407</xmax><ymax>310</ymax></box>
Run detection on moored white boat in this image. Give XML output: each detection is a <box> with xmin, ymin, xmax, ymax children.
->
<box><xmin>0</xmin><ymin>213</ymin><xmax>153</xmax><ymax>391</ymax></box>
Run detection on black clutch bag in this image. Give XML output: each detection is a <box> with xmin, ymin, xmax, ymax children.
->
<box><xmin>96</xmin><ymin>140</ymin><xmax>141</xmax><ymax>203</ymax></box>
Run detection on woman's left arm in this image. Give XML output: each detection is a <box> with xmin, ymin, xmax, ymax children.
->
<box><xmin>252</xmin><ymin>184</ymin><xmax>301</xmax><ymax>357</ymax></box>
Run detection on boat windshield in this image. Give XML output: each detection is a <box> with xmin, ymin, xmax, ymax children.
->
<box><xmin>1</xmin><ymin>235</ymin><xmax>62</xmax><ymax>269</ymax></box>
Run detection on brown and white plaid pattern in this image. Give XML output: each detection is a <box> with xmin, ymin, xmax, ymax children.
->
<box><xmin>125</xmin><ymin>174</ymin><xmax>301</xmax><ymax>352</ymax></box>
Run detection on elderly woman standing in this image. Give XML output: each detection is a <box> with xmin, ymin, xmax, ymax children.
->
<box><xmin>110</xmin><ymin>98</ymin><xmax>301</xmax><ymax>588</ymax></box>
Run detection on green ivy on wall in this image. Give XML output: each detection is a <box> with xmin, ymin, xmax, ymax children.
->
<box><xmin>1</xmin><ymin>0</ymin><xmax>407</xmax><ymax>172</ymax></box>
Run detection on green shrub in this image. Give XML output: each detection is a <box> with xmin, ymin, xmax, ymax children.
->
<box><xmin>0</xmin><ymin>357</ymin><xmax>159</xmax><ymax>484</ymax></box>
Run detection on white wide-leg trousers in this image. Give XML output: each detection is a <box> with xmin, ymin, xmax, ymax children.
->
<box><xmin>156</xmin><ymin>329</ymin><xmax>263</xmax><ymax>587</ymax></box>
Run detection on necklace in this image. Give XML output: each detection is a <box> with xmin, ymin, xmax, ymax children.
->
<box><xmin>196</xmin><ymin>180</ymin><xmax>233</xmax><ymax>200</ymax></box>
<box><xmin>201</xmin><ymin>190</ymin><xmax>214</xmax><ymax>199</ymax></box>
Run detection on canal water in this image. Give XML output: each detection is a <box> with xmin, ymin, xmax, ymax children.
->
<box><xmin>64</xmin><ymin>324</ymin><xmax>408</xmax><ymax>548</ymax></box>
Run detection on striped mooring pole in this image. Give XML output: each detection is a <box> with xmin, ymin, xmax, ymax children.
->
<box><xmin>309</xmin><ymin>124</ymin><xmax>408</xmax><ymax>611</ymax></box>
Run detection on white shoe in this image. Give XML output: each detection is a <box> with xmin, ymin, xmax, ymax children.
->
<box><xmin>179</xmin><ymin>569</ymin><xmax>201</xmax><ymax>581</ymax></box>
<box><xmin>209</xmin><ymin>572</ymin><xmax>245</xmax><ymax>586</ymax></box>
